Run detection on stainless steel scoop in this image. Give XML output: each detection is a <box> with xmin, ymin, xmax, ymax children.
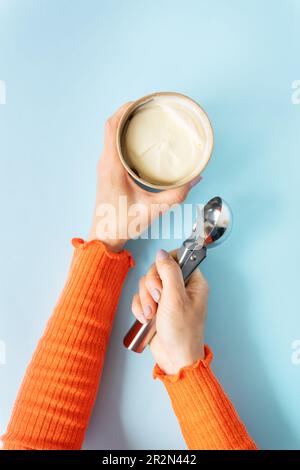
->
<box><xmin>123</xmin><ymin>196</ymin><xmax>232</xmax><ymax>353</ymax></box>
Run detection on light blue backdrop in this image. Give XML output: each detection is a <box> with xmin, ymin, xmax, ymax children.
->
<box><xmin>0</xmin><ymin>0</ymin><xmax>299</xmax><ymax>450</ymax></box>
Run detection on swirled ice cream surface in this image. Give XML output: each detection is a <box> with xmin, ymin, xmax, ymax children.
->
<box><xmin>124</xmin><ymin>97</ymin><xmax>209</xmax><ymax>185</ymax></box>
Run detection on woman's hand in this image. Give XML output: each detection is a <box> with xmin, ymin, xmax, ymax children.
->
<box><xmin>132</xmin><ymin>249</ymin><xmax>209</xmax><ymax>375</ymax></box>
<box><xmin>89</xmin><ymin>103</ymin><xmax>202</xmax><ymax>252</ymax></box>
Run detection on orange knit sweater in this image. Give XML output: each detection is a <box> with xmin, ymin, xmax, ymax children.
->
<box><xmin>2</xmin><ymin>239</ymin><xmax>256</xmax><ymax>450</ymax></box>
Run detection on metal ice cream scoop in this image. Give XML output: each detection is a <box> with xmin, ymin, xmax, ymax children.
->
<box><xmin>123</xmin><ymin>196</ymin><xmax>232</xmax><ymax>353</ymax></box>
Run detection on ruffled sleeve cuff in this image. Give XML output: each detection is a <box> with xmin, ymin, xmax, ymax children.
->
<box><xmin>72</xmin><ymin>238</ymin><xmax>135</xmax><ymax>267</ymax></box>
<box><xmin>153</xmin><ymin>345</ymin><xmax>213</xmax><ymax>383</ymax></box>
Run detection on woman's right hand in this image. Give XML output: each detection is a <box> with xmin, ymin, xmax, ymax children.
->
<box><xmin>131</xmin><ymin>249</ymin><xmax>209</xmax><ymax>375</ymax></box>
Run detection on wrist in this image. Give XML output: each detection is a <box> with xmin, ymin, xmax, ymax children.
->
<box><xmin>99</xmin><ymin>239</ymin><xmax>126</xmax><ymax>253</ymax></box>
<box><xmin>158</xmin><ymin>345</ymin><xmax>205</xmax><ymax>376</ymax></box>
<box><xmin>88</xmin><ymin>222</ymin><xmax>126</xmax><ymax>253</ymax></box>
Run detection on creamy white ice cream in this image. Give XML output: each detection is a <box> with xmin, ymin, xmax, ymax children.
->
<box><xmin>124</xmin><ymin>95</ymin><xmax>212</xmax><ymax>186</ymax></box>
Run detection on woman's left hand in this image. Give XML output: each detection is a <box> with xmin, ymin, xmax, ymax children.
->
<box><xmin>89</xmin><ymin>103</ymin><xmax>202</xmax><ymax>252</ymax></box>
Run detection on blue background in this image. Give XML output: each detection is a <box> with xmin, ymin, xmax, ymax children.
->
<box><xmin>0</xmin><ymin>0</ymin><xmax>299</xmax><ymax>450</ymax></box>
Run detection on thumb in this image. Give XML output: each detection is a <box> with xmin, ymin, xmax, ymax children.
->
<box><xmin>155</xmin><ymin>249</ymin><xmax>185</xmax><ymax>296</ymax></box>
<box><xmin>152</xmin><ymin>175</ymin><xmax>203</xmax><ymax>207</ymax></box>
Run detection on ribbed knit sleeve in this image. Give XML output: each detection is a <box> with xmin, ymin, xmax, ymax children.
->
<box><xmin>2</xmin><ymin>239</ymin><xmax>134</xmax><ymax>450</ymax></box>
<box><xmin>153</xmin><ymin>345</ymin><xmax>257</xmax><ymax>450</ymax></box>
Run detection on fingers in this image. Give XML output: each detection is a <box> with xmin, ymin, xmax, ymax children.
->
<box><xmin>145</xmin><ymin>263</ymin><xmax>162</xmax><ymax>303</ymax></box>
<box><xmin>131</xmin><ymin>264</ymin><xmax>162</xmax><ymax>322</ymax></box>
<box><xmin>108</xmin><ymin>101</ymin><xmax>133</xmax><ymax>127</ymax></box>
<box><xmin>131</xmin><ymin>293</ymin><xmax>146</xmax><ymax>324</ymax></box>
<box><xmin>131</xmin><ymin>261</ymin><xmax>163</xmax><ymax>324</ymax></box>
<box><xmin>104</xmin><ymin>102</ymin><xmax>133</xmax><ymax>152</ymax></box>
<box><xmin>155</xmin><ymin>249</ymin><xmax>185</xmax><ymax>296</ymax></box>
<box><xmin>138</xmin><ymin>276</ymin><xmax>157</xmax><ymax>321</ymax></box>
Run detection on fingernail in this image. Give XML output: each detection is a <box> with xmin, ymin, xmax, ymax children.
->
<box><xmin>156</xmin><ymin>249</ymin><xmax>169</xmax><ymax>261</ymax></box>
<box><xmin>138</xmin><ymin>313</ymin><xmax>147</xmax><ymax>324</ymax></box>
<box><xmin>189</xmin><ymin>175</ymin><xmax>202</xmax><ymax>188</ymax></box>
<box><xmin>144</xmin><ymin>304</ymin><xmax>152</xmax><ymax>319</ymax></box>
<box><xmin>151</xmin><ymin>288</ymin><xmax>161</xmax><ymax>303</ymax></box>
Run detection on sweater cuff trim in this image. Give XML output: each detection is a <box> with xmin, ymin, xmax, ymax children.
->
<box><xmin>153</xmin><ymin>345</ymin><xmax>213</xmax><ymax>383</ymax></box>
<box><xmin>72</xmin><ymin>238</ymin><xmax>135</xmax><ymax>267</ymax></box>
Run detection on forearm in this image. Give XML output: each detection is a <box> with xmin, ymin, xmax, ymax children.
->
<box><xmin>154</xmin><ymin>346</ymin><xmax>257</xmax><ymax>450</ymax></box>
<box><xmin>2</xmin><ymin>238</ymin><xmax>133</xmax><ymax>450</ymax></box>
